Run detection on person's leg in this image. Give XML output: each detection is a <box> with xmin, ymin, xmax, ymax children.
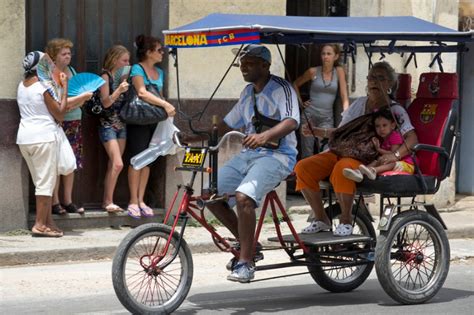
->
<box><xmin>234</xmin><ymin>192</ymin><xmax>256</xmax><ymax>262</ymax></box>
<box><xmin>331</xmin><ymin>158</ymin><xmax>361</xmax><ymax>232</ymax></box>
<box><xmin>138</xmin><ymin>166</ymin><xmax>150</xmax><ymax>207</ymax></box>
<box><xmin>62</xmin><ymin>172</ymin><xmax>74</xmax><ymax>205</ymax></box>
<box><xmin>206</xmin><ymin>201</ymin><xmax>240</xmax><ymax>238</ymax></box>
<box><xmin>102</xmin><ymin>138</ymin><xmax>124</xmax><ymax>207</ymax></box>
<box><xmin>127</xmin><ymin>167</ymin><xmax>139</xmax><ymax>205</ymax></box>
<box><xmin>294</xmin><ymin>151</ymin><xmax>338</xmax><ymax>224</ymax></box>
<box><xmin>374</xmin><ymin>162</ymin><xmax>396</xmax><ymax>174</ymax></box>
<box><xmin>206</xmin><ymin>155</ymin><xmax>247</xmax><ymax>238</ymax></box>
<box><xmin>34</xmin><ymin>195</ymin><xmax>51</xmax><ymax>228</ymax></box>
<box><xmin>52</xmin><ymin>177</ymin><xmax>60</xmax><ymax>205</ymax></box>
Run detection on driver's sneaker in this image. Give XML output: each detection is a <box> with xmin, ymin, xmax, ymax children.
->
<box><xmin>333</xmin><ymin>223</ymin><xmax>353</xmax><ymax>236</ymax></box>
<box><xmin>301</xmin><ymin>220</ymin><xmax>330</xmax><ymax>234</ymax></box>
<box><xmin>343</xmin><ymin>168</ymin><xmax>363</xmax><ymax>182</ymax></box>
<box><xmin>227</xmin><ymin>262</ymin><xmax>254</xmax><ymax>283</ymax></box>
<box><xmin>226</xmin><ymin>242</ymin><xmax>264</xmax><ymax>271</ymax></box>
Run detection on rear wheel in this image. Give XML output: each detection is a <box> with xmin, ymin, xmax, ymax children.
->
<box><xmin>307</xmin><ymin>204</ymin><xmax>376</xmax><ymax>292</ymax></box>
<box><xmin>375</xmin><ymin>210</ymin><xmax>450</xmax><ymax>304</ymax></box>
<box><xmin>112</xmin><ymin>223</ymin><xmax>193</xmax><ymax>314</ymax></box>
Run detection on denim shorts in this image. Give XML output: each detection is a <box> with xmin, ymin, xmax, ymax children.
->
<box><xmin>218</xmin><ymin>151</ymin><xmax>291</xmax><ymax>207</ymax></box>
<box><xmin>99</xmin><ymin>126</ymin><xmax>127</xmax><ymax>143</ymax></box>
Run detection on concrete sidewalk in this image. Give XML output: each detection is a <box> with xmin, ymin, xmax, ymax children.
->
<box><xmin>0</xmin><ymin>195</ymin><xmax>473</xmax><ymax>266</ymax></box>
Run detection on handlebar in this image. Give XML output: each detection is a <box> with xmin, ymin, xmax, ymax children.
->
<box><xmin>173</xmin><ymin>131</ymin><xmax>246</xmax><ymax>151</ymax></box>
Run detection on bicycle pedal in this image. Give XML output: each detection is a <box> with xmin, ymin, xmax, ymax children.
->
<box><xmin>254</xmin><ymin>252</ymin><xmax>264</xmax><ymax>263</ymax></box>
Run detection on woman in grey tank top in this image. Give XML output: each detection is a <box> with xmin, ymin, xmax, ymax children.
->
<box><xmin>294</xmin><ymin>44</ymin><xmax>349</xmax><ymax>158</ymax></box>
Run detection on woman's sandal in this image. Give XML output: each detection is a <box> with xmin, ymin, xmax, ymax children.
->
<box><xmin>52</xmin><ymin>204</ymin><xmax>67</xmax><ymax>215</ymax></box>
<box><xmin>62</xmin><ymin>203</ymin><xmax>85</xmax><ymax>214</ymax></box>
<box><xmin>103</xmin><ymin>203</ymin><xmax>123</xmax><ymax>213</ymax></box>
<box><xmin>32</xmin><ymin>226</ymin><xmax>63</xmax><ymax>238</ymax></box>
<box><xmin>127</xmin><ymin>204</ymin><xmax>141</xmax><ymax>219</ymax></box>
<box><xmin>140</xmin><ymin>205</ymin><xmax>154</xmax><ymax>217</ymax></box>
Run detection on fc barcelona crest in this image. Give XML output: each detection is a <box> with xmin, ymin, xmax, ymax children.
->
<box><xmin>420</xmin><ymin>104</ymin><xmax>438</xmax><ymax>124</ymax></box>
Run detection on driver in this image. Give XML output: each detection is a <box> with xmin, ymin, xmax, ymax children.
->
<box><xmin>206</xmin><ymin>44</ymin><xmax>300</xmax><ymax>283</ymax></box>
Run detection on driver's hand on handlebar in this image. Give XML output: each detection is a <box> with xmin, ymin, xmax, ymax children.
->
<box><xmin>242</xmin><ymin>133</ymin><xmax>268</xmax><ymax>149</ymax></box>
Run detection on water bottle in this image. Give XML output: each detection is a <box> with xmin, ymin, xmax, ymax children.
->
<box><xmin>131</xmin><ymin>139</ymin><xmax>174</xmax><ymax>170</ymax></box>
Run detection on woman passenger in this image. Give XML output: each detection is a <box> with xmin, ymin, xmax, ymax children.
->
<box><xmin>295</xmin><ymin>61</ymin><xmax>417</xmax><ymax>236</ymax></box>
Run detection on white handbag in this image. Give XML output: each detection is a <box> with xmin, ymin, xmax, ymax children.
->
<box><xmin>57</xmin><ymin>126</ymin><xmax>77</xmax><ymax>175</ymax></box>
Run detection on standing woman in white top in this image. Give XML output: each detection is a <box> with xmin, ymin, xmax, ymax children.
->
<box><xmin>16</xmin><ymin>51</ymin><xmax>68</xmax><ymax>237</ymax></box>
<box><xmin>293</xmin><ymin>43</ymin><xmax>350</xmax><ymax>158</ymax></box>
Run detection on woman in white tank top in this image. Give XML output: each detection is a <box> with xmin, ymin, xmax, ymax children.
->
<box><xmin>293</xmin><ymin>44</ymin><xmax>350</xmax><ymax>158</ymax></box>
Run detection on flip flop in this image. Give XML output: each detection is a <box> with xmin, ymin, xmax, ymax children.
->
<box><xmin>127</xmin><ymin>204</ymin><xmax>141</xmax><ymax>219</ymax></box>
<box><xmin>140</xmin><ymin>205</ymin><xmax>154</xmax><ymax>217</ymax></box>
<box><xmin>32</xmin><ymin>226</ymin><xmax>63</xmax><ymax>238</ymax></box>
<box><xmin>103</xmin><ymin>203</ymin><xmax>124</xmax><ymax>213</ymax></box>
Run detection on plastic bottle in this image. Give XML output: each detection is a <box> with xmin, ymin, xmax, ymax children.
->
<box><xmin>131</xmin><ymin>139</ymin><xmax>174</xmax><ymax>170</ymax></box>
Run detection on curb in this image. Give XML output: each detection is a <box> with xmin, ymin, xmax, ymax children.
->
<box><xmin>1</xmin><ymin>230</ymin><xmax>472</xmax><ymax>267</ymax></box>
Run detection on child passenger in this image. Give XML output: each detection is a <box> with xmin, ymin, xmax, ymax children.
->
<box><xmin>342</xmin><ymin>108</ymin><xmax>415</xmax><ymax>182</ymax></box>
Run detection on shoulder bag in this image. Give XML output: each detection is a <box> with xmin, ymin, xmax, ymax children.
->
<box><xmin>83</xmin><ymin>71</ymin><xmax>115</xmax><ymax>117</ymax></box>
<box><xmin>120</xmin><ymin>64</ymin><xmax>168</xmax><ymax>125</ymax></box>
<box><xmin>328</xmin><ymin>111</ymin><xmax>380</xmax><ymax>164</ymax></box>
<box><xmin>251</xmin><ymin>91</ymin><xmax>282</xmax><ymax>149</ymax></box>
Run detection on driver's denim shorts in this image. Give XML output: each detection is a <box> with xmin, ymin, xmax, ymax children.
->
<box><xmin>217</xmin><ymin>151</ymin><xmax>291</xmax><ymax>207</ymax></box>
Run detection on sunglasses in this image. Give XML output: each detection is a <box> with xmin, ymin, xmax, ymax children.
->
<box><xmin>154</xmin><ymin>47</ymin><xmax>165</xmax><ymax>54</ymax></box>
<box><xmin>367</xmin><ymin>75</ymin><xmax>388</xmax><ymax>82</ymax></box>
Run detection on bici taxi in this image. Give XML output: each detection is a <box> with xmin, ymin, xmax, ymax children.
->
<box><xmin>111</xmin><ymin>14</ymin><xmax>474</xmax><ymax>314</ymax></box>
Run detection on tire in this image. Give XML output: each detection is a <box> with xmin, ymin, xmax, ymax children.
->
<box><xmin>112</xmin><ymin>223</ymin><xmax>193</xmax><ymax>314</ymax></box>
<box><xmin>307</xmin><ymin>204</ymin><xmax>376</xmax><ymax>292</ymax></box>
<box><xmin>375</xmin><ymin>210</ymin><xmax>450</xmax><ymax>304</ymax></box>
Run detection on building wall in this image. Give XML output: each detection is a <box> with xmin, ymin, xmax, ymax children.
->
<box><xmin>349</xmin><ymin>0</ymin><xmax>459</xmax><ymax>207</ymax></box>
<box><xmin>165</xmin><ymin>0</ymin><xmax>288</xmax><ymax>210</ymax></box>
<box><xmin>0</xmin><ymin>1</ymin><xmax>28</xmax><ymax>232</ymax></box>
<box><xmin>167</xmin><ymin>0</ymin><xmax>287</xmax><ymax>99</ymax></box>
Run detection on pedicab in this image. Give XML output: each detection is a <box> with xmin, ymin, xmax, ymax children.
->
<box><xmin>111</xmin><ymin>14</ymin><xmax>474</xmax><ymax>314</ymax></box>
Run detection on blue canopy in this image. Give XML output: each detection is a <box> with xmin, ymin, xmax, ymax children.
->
<box><xmin>163</xmin><ymin>13</ymin><xmax>474</xmax><ymax>48</ymax></box>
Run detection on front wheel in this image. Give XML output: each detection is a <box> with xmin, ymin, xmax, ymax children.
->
<box><xmin>112</xmin><ymin>223</ymin><xmax>193</xmax><ymax>314</ymax></box>
<box><xmin>375</xmin><ymin>210</ymin><xmax>450</xmax><ymax>304</ymax></box>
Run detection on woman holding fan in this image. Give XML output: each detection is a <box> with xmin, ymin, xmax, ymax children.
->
<box><xmin>98</xmin><ymin>45</ymin><xmax>130</xmax><ymax>213</ymax></box>
<box><xmin>126</xmin><ymin>34</ymin><xmax>176</xmax><ymax>219</ymax></box>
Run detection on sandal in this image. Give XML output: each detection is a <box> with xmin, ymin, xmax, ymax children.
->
<box><xmin>301</xmin><ymin>220</ymin><xmax>331</xmax><ymax>234</ymax></box>
<box><xmin>127</xmin><ymin>204</ymin><xmax>141</xmax><ymax>219</ymax></box>
<box><xmin>32</xmin><ymin>226</ymin><xmax>63</xmax><ymax>238</ymax></box>
<box><xmin>62</xmin><ymin>203</ymin><xmax>85</xmax><ymax>214</ymax></box>
<box><xmin>359</xmin><ymin>164</ymin><xmax>377</xmax><ymax>180</ymax></box>
<box><xmin>333</xmin><ymin>224</ymin><xmax>353</xmax><ymax>236</ymax></box>
<box><xmin>140</xmin><ymin>204</ymin><xmax>154</xmax><ymax>217</ymax></box>
<box><xmin>52</xmin><ymin>204</ymin><xmax>67</xmax><ymax>215</ymax></box>
<box><xmin>103</xmin><ymin>203</ymin><xmax>123</xmax><ymax>213</ymax></box>
<box><xmin>342</xmin><ymin>168</ymin><xmax>363</xmax><ymax>182</ymax></box>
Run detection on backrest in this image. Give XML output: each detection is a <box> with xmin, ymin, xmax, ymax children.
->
<box><xmin>407</xmin><ymin>73</ymin><xmax>458</xmax><ymax>179</ymax></box>
<box><xmin>395</xmin><ymin>73</ymin><xmax>412</xmax><ymax>108</ymax></box>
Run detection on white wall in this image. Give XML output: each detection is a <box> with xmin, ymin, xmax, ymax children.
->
<box><xmin>167</xmin><ymin>0</ymin><xmax>286</xmax><ymax>99</ymax></box>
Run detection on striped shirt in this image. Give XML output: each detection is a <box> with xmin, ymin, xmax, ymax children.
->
<box><xmin>224</xmin><ymin>75</ymin><xmax>300</xmax><ymax>170</ymax></box>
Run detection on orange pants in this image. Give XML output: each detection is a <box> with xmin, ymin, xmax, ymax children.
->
<box><xmin>294</xmin><ymin>151</ymin><xmax>362</xmax><ymax>194</ymax></box>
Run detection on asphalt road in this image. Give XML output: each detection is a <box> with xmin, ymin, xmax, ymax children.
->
<box><xmin>1</xmin><ymin>249</ymin><xmax>473</xmax><ymax>314</ymax></box>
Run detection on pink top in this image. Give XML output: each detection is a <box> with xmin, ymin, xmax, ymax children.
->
<box><xmin>381</xmin><ymin>130</ymin><xmax>414</xmax><ymax>164</ymax></box>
